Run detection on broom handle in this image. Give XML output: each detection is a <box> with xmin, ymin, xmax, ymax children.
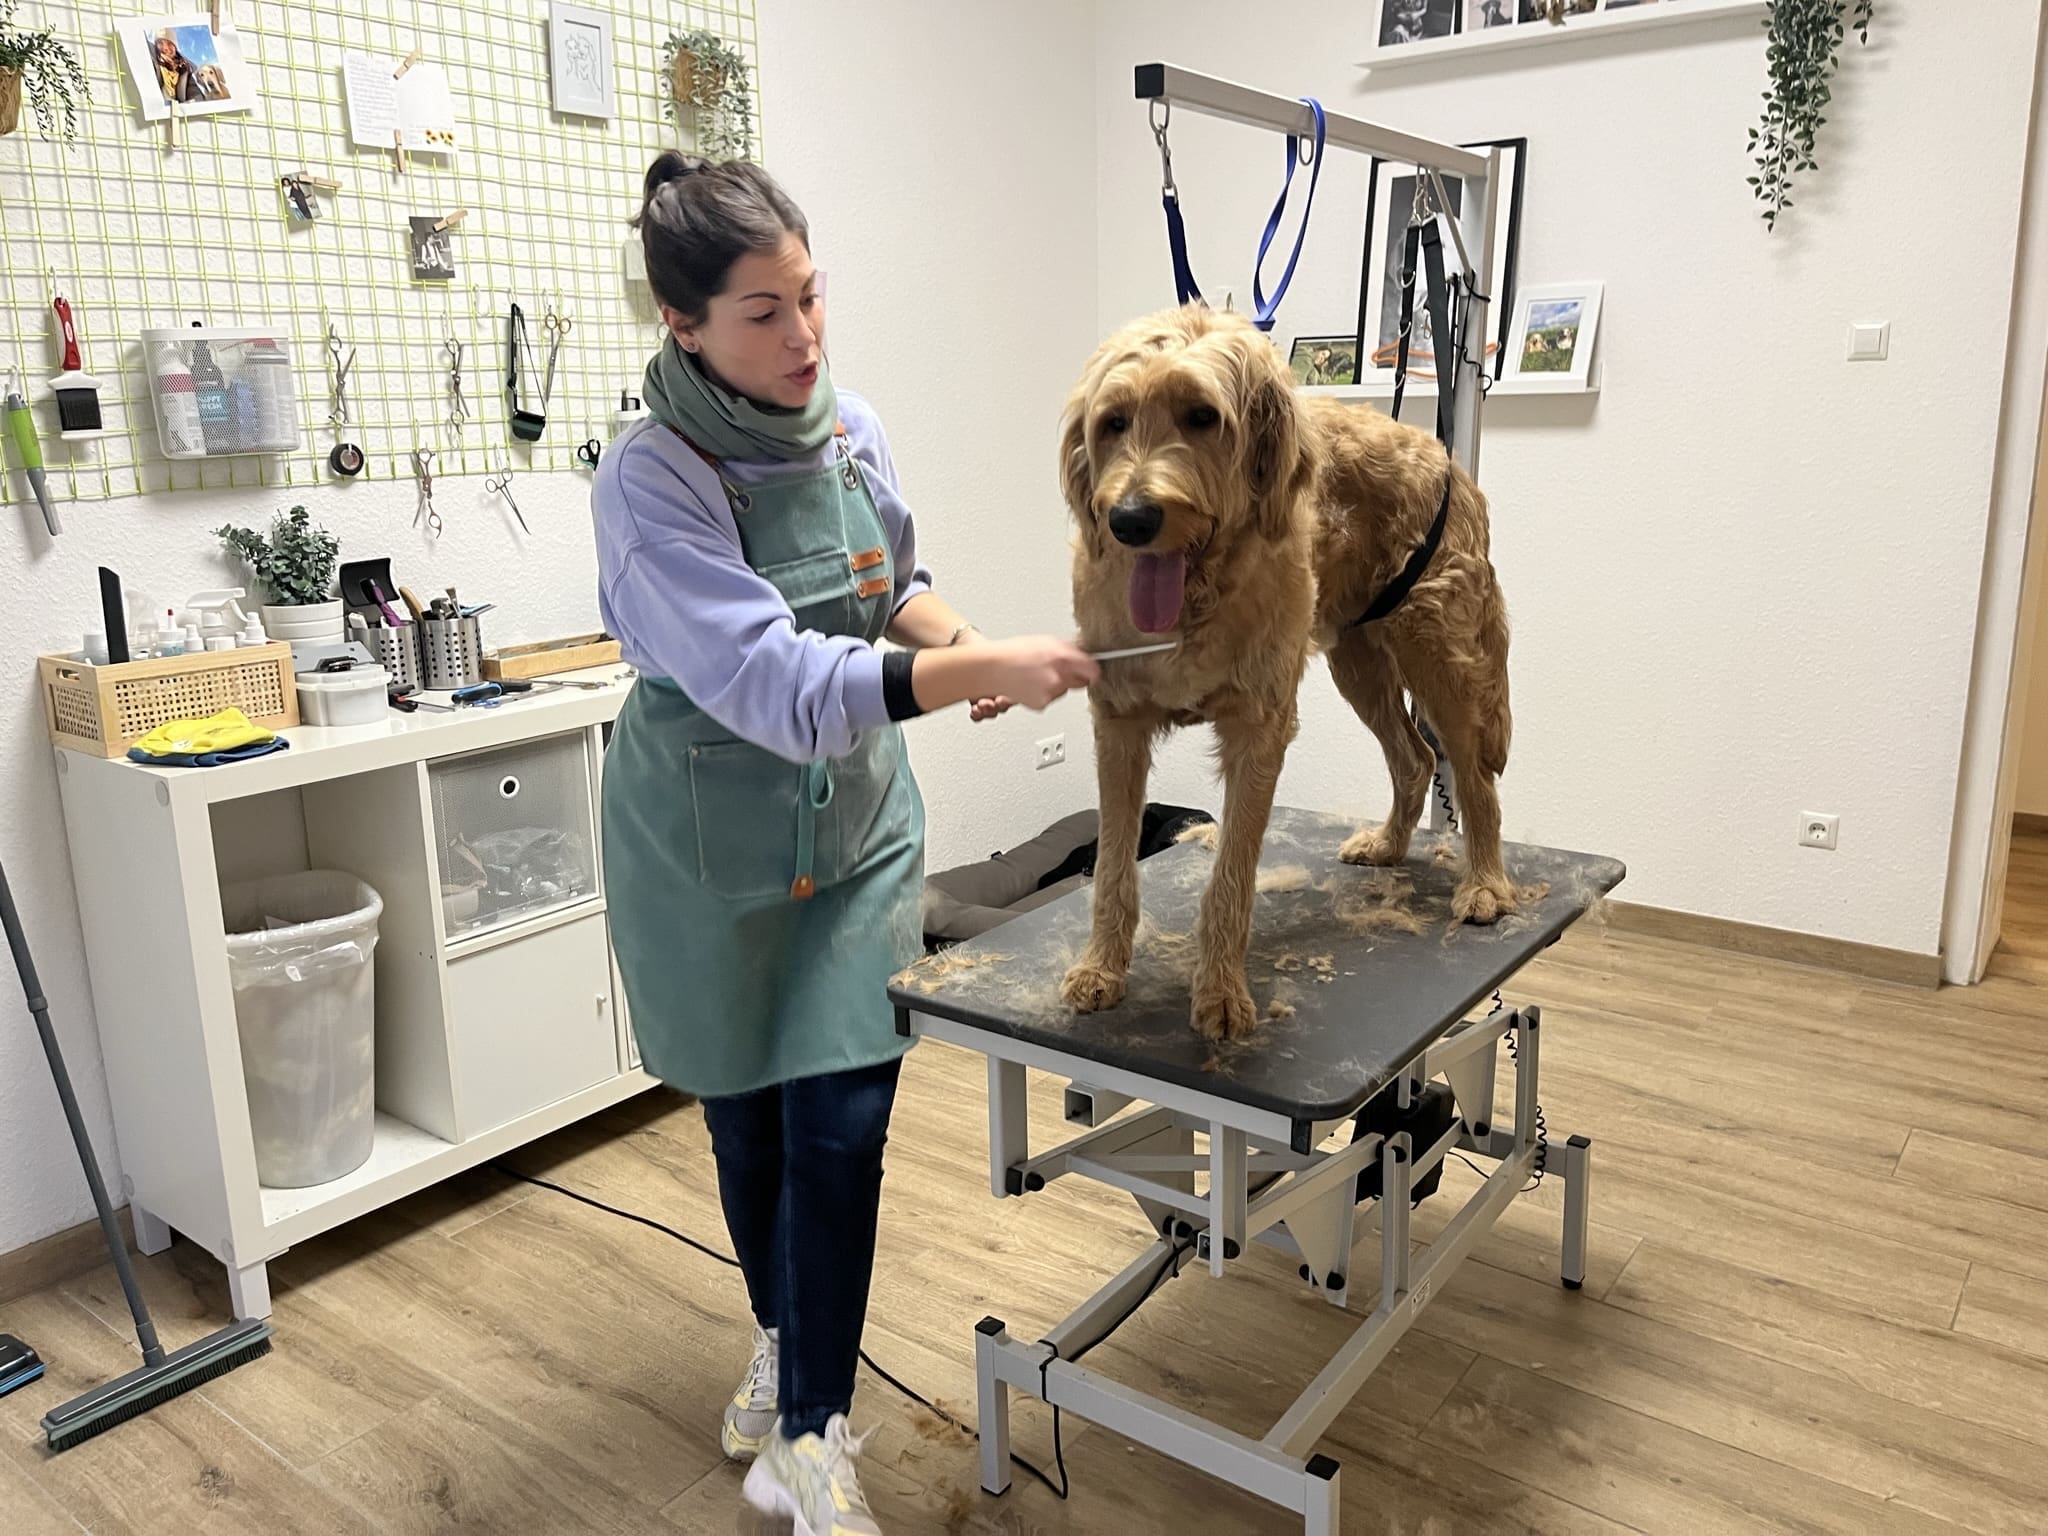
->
<box><xmin>0</xmin><ymin>858</ymin><xmax>165</xmax><ymax>1367</ymax></box>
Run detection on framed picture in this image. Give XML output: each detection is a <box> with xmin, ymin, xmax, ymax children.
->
<box><xmin>1467</xmin><ymin>0</ymin><xmax>1517</xmax><ymax>29</ymax></box>
<box><xmin>1354</xmin><ymin>138</ymin><xmax>1527</xmax><ymax>382</ymax></box>
<box><xmin>118</xmin><ymin>14</ymin><xmax>257</xmax><ymax>121</ymax></box>
<box><xmin>1289</xmin><ymin>335</ymin><xmax>1360</xmax><ymax>387</ymax></box>
<box><xmin>1378</xmin><ymin>0</ymin><xmax>1457</xmax><ymax>47</ymax></box>
<box><xmin>1504</xmin><ymin>282</ymin><xmax>1604</xmax><ymax>383</ymax></box>
<box><xmin>548</xmin><ymin>2</ymin><xmax>616</xmax><ymax>120</ymax></box>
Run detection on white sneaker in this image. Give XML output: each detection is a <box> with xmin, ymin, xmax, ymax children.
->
<box><xmin>721</xmin><ymin>1324</ymin><xmax>779</xmax><ymax>1462</ymax></box>
<box><xmin>741</xmin><ymin>1415</ymin><xmax>882</xmax><ymax>1536</ymax></box>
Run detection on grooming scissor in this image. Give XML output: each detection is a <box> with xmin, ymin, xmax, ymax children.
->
<box><xmin>412</xmin><ymin>446</ymin><xmax>442</xmax><ymax>536</ymax></box>
<box><xmin>484</xmin><ymin>465</ymin><xmax>530</xmax><ymax>534</ymax></box>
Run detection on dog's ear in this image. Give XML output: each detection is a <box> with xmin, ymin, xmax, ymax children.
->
<box><xmin>1236</xmin><ymin>341</ymin><xmax>1308</xmax><ymax>539</ymax></box>
<box><xmin>1058</xmin><ymin>373</ymin><xmax>1104</xmax><ymax>557</ymax></box>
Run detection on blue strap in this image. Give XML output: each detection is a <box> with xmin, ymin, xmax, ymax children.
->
<box><xmin>1164</xmin><ymin>191</ymin><xmax>1202</xmax><ymax>306</ymax></box>
<box><xmin>1249</xmin><ymin>98</ymin><xmax>1327</xmax><ymax>333</ymax></box>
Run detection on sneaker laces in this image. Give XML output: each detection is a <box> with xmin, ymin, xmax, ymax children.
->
<box><xmin>821</xmin><ymin>1415</ymin><xmax>875</xmax><ymax>1515</ymax></box>
<box><xmin>744</xmin><ymin>1326</ymin><xmax>778</xmax><ymax>1407</ymax></box>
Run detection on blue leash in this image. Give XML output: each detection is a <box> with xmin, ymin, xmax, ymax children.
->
<box><xmin>1159</xmin><ymin>96</ymin><xmax>1327</xmax><ymax>331</ymax></box>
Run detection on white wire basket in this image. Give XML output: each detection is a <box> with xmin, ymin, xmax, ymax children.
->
<box><xmin>141</xmin><ymin>325</ymin><xmax>306</xmax><ymax>460</ymax></box>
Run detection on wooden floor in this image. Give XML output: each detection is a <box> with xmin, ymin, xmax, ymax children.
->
<box><xmin>9</xmin><ymin>853</ymin><xmax>2048</xmax><ymax>1535</ymax></box>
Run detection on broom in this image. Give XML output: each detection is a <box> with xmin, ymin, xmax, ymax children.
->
<box><xmin>0</xmin><ymin>856</ymin><xmax>273</xmax><ymax>1452</ymax></box>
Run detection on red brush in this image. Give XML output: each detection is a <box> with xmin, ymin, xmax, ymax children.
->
<box><xmin>50</xmin><ymin>295</ymin><xmax>105</xmax><ymax>438</ymax></box>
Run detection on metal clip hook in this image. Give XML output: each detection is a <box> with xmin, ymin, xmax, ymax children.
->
<box><xmin>1150</xmin><ymin>97</ymin><xmax>1177</xmax><ymax>199</ymax></box>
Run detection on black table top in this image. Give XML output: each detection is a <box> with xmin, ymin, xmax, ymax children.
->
<box><xmin>890</xmin><ymin>806</ymin><xmax>1625</xmax><ymax>1128</ymax></box>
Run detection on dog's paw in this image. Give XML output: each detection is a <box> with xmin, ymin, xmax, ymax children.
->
<box><xmin>1191</xmin><ymin>977</ymin><xmax>1260</xmax><ymax>1041</ymax></box>
<box><xmin>1453</xmin><ymin>879</ymin><xmax>1517</xmax><ymax>926</ymax></box>
<box><xmin>1339</xmin><ymin>824</ymin><xmax>1408</xmax><ymax>867</ymax></box>
<box><xmin>1061</xmin><ymin>957</ymin><xmax>1128</xmax><ymax>1013</ymax></box>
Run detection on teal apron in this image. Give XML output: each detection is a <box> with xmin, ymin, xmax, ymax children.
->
<box><xmin>601</xmin><ymin>425</ymin><xmax>925</xmax><ymax>1098</ymax></box>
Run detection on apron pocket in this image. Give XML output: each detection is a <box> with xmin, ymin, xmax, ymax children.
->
<box><xmin>760</xmin><ymin>549</ymin><xmax>858</xmax><ymax>635</ymax></box>
<box><xmin>689</xmin><ymin>741</ymin><xmax>802</xmax><ymax>901</ymax></box>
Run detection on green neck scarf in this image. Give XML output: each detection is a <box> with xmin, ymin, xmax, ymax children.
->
<box><xmin>642</xmin><ymin>336</ymin><xmax>838</xmax><ymax>463</ymax></box>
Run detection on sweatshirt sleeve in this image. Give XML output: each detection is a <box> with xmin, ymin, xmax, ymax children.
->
<box><xmin>595</xmin><ymin>425</ymin><xmax>890</xmax><ymax>764</ymax></box>
<box><xmin>840</xmin><ymin>392</ymin><xmax>935</xmax><ymax>612</ymax></box>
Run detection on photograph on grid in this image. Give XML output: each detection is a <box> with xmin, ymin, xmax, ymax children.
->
<box><xmin>1380</xmin><ymin>0</ymin><xmax>1456</xmax><ymax>46</ymax></box>
<box><xmin>1356</xmin><ymin>139</ymin><xmax>1526</xmax><ymax>380</ymax></box>
<box><xmin>409</xmin><ymin>217</ymin><xmax>457</xmax><ymax>281</ymax></box>
<box><xmin>119</xmin><ymin>13</ymin><xmax>258</xmax><ymax>119</ymax></box>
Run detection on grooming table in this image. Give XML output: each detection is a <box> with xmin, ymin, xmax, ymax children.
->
<box><xmin>889</xmin><ymin>806</ymin><xmax>1624</xmax><ymax>1536</ymax></box>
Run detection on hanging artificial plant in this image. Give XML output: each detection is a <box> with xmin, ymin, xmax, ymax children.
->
<box><xmin>661</xmin><ymin>29</ymin><xmax>754</xmax><ymax>162</ymax></box>
<box><xmin>1748</xmin><ymin>0</ymin><xmax>1874</xmax><ymax>230</ymax></box>
<box><xmin>0</xmin><ymin>0</ymin><xmax>90</xmax><ymax>144</ymax></box>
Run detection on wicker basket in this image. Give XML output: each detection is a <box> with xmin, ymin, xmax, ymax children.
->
<box><xmin>40</xmin><ymin>643</ymin><xmax>300</xmax><ymax>759</ymax></box>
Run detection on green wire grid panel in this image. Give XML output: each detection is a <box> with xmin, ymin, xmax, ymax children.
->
<box><xmin>0</xmin><ymin>0</ymin><xmax>760</xmax><ymax>505</ymax></box>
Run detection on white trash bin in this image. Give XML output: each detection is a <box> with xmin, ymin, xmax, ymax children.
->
<box><xmin>221</xmin><ymin>871</ymin><xmax>383</xmax><ymax>1189</ymax></box>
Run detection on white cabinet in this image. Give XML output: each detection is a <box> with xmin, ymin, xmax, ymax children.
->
<box><xmin>54</xmin><ymin>674</ymin><xmax>653</xmax><ymax>1322</ymax></box>
<box><xmin>448</xmin><ymin>912</ymin><xmax>619</xmax><ymax>1135</ymax></box>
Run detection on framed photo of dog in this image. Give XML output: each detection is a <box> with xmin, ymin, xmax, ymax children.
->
<box><xmin>1503</xmin><ymin>281</ymin><xmax>1603</xmax><ymax>384</ymax></box>
<box><xmin>1354</xmin><ymin>138</ymin><xmax>1526</xmax><ymax>383</ymax></box>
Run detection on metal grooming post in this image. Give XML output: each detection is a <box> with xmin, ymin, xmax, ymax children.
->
<box><xmin>1132</xmin><ymin>63</ymin><xmax>1500</xmax><ymax>834</ymax></box>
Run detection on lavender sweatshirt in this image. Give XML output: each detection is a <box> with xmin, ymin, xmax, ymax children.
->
<box><xmin>594</xmin><ymin>390</ymin><xmax>934</xmax><ymax>765</ymax></box>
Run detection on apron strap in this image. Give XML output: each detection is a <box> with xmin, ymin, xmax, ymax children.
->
<box><xmin>791</xmin><ymin>760</ymin><xmax>834</xmax><ymax>900</ymax></box>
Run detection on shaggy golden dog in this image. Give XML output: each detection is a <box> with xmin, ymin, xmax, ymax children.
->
<box><xmin>1057</xmin><ymin>304</ymin><xmax>1515</xmax><ymax>1040</ymax></box>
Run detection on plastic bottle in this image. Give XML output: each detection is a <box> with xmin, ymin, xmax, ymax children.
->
<box><xmin>238</xmin><ymin>614</ymin><xmax>269</xmax><ymax>647</ymax></box>
<box><xmin>190</xmin><ymin>332</ymin><xmax>234</xmax><ymax>455</ymax></box>
<box><xmin>244</xmin><ymin>339</ymin><xmax>297</xmax><ymax>450</ymax></box>
<box><xmin>182</xmin><ymin>619</ymin><xmax>204</xmax><ymax>654</ymax></box>
<box><xmin>82</xmin><ymin>630</ymin><xmax>109</xmax><ymax>666</ymax></box>
<box><xmin>133</xmin><ymin>612</ymin><xmax>160</xmax><ymax>658</ymax></box>
<box><xmin>151</xmin><ymin>340</ymin><xmax>204</xmax><ymax>458</ymax></box>
<box><xmin>206</xmin><ymin>636</ymin><xmax>236</xmax><ymax>653</ymax></box>
<box><xmin>155</xmin><ymin>609</ymin><xmax>185</xmax><ymax>656</ymax></box>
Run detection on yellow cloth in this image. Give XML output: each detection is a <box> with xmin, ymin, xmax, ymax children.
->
<box><xmin>130</xmin><ymin>707</ymin><xmax>276</xmax><ymax>759</ymax></box>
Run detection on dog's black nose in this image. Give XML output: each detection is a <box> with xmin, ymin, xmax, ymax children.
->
<box><xmin>1108</xmin><ymin>498</ymin><xmax>1165</xmax><ymax>548</ymax></box>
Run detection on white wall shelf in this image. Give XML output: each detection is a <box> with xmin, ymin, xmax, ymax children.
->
<box><xmin>1360</xmin><ymin>0</ymin><xmax>1766</xmax><ymax>70</ymax></box>
<box><xmin>55</xmin><ymin>666</ymin><xmax>654</xmax><ymax>1320</ymax></box>
<box><xmin>1304</xmin><ymin>370</ymin><xmax>1600</xmax><ymax>403</ymax></box>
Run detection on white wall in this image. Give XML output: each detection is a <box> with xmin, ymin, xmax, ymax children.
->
<box><xmin>1094</xmin><ymin>1</ymin><xmax>2042</xmax><ymax>957</ymax></box>
<box><xmin>2013</xmin><ymin>400</ymin><xmax>2048</xmax><ymax>818</ymax></box>
<box><xmin>0</xmin><ymin>0</ymin><xmax>1098</xmax><ymax>1259</ymax></box>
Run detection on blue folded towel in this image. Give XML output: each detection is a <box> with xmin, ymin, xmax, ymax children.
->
<box><xmin>127</xmin><ymin>737</ymin><xmax>291</xmax><ymax>768</ymax></box>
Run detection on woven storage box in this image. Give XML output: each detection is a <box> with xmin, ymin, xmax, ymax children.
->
<box><xmin>41</xmin><ymin>643</ymin><xmax>300</xmax><ymax>758</ymax></box>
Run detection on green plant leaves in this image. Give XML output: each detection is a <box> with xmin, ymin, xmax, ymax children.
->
<box><xmin>1752</xmin><ymin>0</ymin><xmax>1871</xmax><ymax>230</ymax></box>
<box><xmin>214</xmin><ymin>504</ymin><xmax>339</xmax><ymax>606</ymax></box>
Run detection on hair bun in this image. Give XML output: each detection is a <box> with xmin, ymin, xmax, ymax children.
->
<box><xmin>644</xmin><ymin>151</ymin><xmax>711</xmax><ymax>198</ymax></box>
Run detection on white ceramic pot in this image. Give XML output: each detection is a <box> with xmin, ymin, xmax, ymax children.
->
<box><xmin>262</xmin><ymin>599</ymin><xmax>344</xmax><ymax>643</ymax></box>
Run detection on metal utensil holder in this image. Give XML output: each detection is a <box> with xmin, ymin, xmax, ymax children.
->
<box><xmin>366</xmin><ymin>621</ymin><xmax>423</xmax><ymax>693</ymax></box>
<box><xmin>421</xmin><ymin>616</ymin><xmax>483</xmax><ymax>691</ymax></box>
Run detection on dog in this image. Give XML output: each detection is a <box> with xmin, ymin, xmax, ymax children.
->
<box><xmin>1056</xmin><ymin>304</ymin><xmax>1515</xmax><ymax>1040</ymax></box>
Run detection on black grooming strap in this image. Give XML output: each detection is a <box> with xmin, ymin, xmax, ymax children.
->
<box><xmin>1352</xmin><ymin>219</ymin><xmax>1458</xmax><ymax>629</ymax></box>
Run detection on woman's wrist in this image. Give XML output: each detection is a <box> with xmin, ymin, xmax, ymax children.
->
<box><xmin>908</xmin><ymin>644</ymin><xmax>989</xmax><ymax>715</ymax></box>
<box><xmin>947</xmin><ymin>622</ymin><xmax>981</xmax><ymax>647</ymax></box>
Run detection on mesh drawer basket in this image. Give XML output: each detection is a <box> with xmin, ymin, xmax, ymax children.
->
<box><xmin>430</xmin><ymin>732</ymin><xmax>598</xmax><ymax>939</ymax></box>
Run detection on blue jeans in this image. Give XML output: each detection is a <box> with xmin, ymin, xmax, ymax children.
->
<box><xmin>700</xmin><ymin>1056</ymin><xmax>903</xmax><ymax>1439</ymax></box>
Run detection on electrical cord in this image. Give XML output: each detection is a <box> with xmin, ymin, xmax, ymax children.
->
<box><xmin>493</xmin><ymin>1163</ymin><xmax>1090</xmax><ymax>1501</ymax></box>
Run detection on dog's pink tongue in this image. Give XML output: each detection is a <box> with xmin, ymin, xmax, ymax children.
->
<box><xmin>1129</xmin><ymin>552</ymin><xmax>1187</xmax><ymax>635</ymax></box>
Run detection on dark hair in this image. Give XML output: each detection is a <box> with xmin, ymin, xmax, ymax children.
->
<box><xmin>634</xmin><ymin>152</ymin><xmax>809</xmax><ymax>320</ymax></box>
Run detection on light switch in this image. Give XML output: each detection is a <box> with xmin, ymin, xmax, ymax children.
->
<box><xmin>1847</xmin><ymin>322</ymin><xmax>1890</xmax><ymax>361</ymax></box>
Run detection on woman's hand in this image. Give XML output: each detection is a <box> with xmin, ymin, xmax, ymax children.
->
<box><xmin>911</xmin><ymin>635</ymin><xmax>1098</xmax><ymax>715</ymax></box>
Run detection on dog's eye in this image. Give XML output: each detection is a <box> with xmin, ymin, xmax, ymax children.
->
<box><xmin>1101</xmin><ymin>412</ymin><xmax>1130</xmax><ymax>436</ymax></box>
<box><xmin>1185</xmin><ymin>405</ymin><xmax>1220</xmax><ymax>431</ymax></box>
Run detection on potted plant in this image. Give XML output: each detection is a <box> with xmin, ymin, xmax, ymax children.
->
<box><xmin>661</xmin><ymin>28</ymin><xmax>753</xmax><ymax>161</ymax></box>
<box><xmin>0</xmin><ymin>0</ymin><xmax>89</xmax><ymax>143</ymax></box>
<box><xmin>215</xmin><ymin>505</ymin><xmax>344</xmax><ymax>643</ymax></box>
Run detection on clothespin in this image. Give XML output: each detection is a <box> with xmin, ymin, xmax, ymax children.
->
<box><xmin>210</xmin><ymin>0</ymin><xmax>222</xmax><ymax>35</ymax></box>
<box><xmin>395</xmin><ymin>48</ymin><xmax>421</xmax><ymax>78</ymax></box>
<box><xmin>302</xmin><ymin>173</ymin><xmax>342</xmax><ymax>190</ymax></box>
<box><xmin>433</xmin><ymin>208</ymin><xmax>468</xmax><ymax>232</ymax></box>
<box><xmin>394</xmin><ymin>128</ymin><xmax>407</xmax><ymax>177</ymax></box>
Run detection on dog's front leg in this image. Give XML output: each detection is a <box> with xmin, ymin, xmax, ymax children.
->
<box><xmin>1192</xmin><ymin>708</ymin><xmax>1292</xmax><ymax>1041</ymax></box>
<box><xmin>1061</xmin><ymin>708</ymin><xmax>1154</xmax><ymax>1012</ymax></box>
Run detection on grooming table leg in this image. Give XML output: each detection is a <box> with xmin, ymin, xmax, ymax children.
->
<box><xmin>975</xmin><ymin>1318</ymin><xmax>1015</xmax><ymax>1495</ymax></box>
<box><xmin>1304</xmin><ymin>1455</ymin><xmax>1342</xmax><ymax>1536</ymax></box>
<box><xmin>989</xmin><ymin>1057</ymin><xmax>1029</xmax><ymax>1198</ymax></box>
<box><xmin>1559</xmin><ymin>1133</ymin><xmax>1593</xmax><ymax>1290</ymax></box>
<box><xmin>1207</xmin><ymin>1125</ymin><xmax>1247</xmax><ymax>1276</ymax></box>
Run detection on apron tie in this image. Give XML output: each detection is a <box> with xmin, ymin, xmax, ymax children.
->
<box><xmin>791</xmin><ymin>760</ymin><xmax>835</xmax><ymax>900</ymax></box>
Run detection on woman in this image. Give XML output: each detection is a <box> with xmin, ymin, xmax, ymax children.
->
<box><xmin>595</xmin><ymin>153</ymin><xmax>1097</xmax><ymax>1536</ymax></box>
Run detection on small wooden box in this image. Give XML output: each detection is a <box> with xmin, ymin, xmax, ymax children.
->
<box><xmin>481</xmin><ymin>633</ymin><xmax>622</xmax><ymax>681</ymax></box>
<box><xmin>40</xmin><ymin>643</ymin><xmax>301</xmax><ymax>759</ymax></box>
